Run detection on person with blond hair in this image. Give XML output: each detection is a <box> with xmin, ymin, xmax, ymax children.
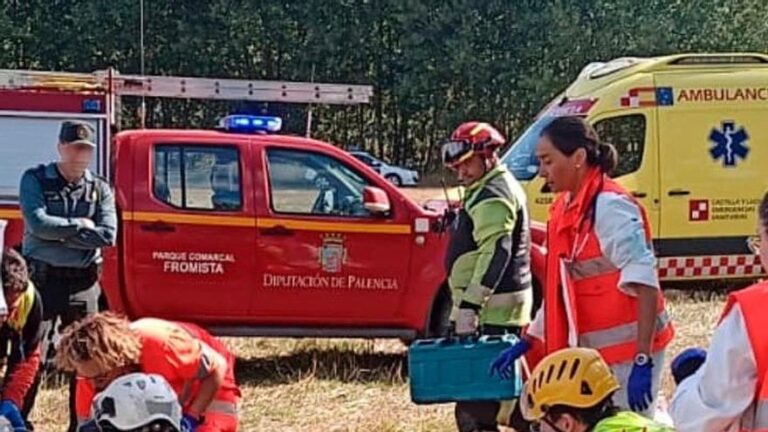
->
<box><xmin>55</xmin><ymin>312</ymin><xmax>240</xmax><ymax>432</ymax></box>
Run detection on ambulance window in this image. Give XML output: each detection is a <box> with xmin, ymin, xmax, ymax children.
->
<box><xmin>593</xmin><ymin>114</ymin><xmax>646</xmax><ymax>178</ymax></box>
<box><xmin>153</xmin><ymin>145</ymin><xmax>242</xmax><ymax>211</ymax></box>
<box><xmin>266</xmin><ymin>148</ymin><xmax>372</xmax><ymax>217</ymax></box>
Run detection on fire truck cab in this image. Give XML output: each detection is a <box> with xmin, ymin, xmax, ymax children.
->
<box><xmin>1</xmin><ymin>68</ymin><xmax>523</xmax><ymax>339</ymax></box>
<box><xmin>109</xmin><ymin>116</ymin><xmax>453</xmax><ymax>337</ymax></box>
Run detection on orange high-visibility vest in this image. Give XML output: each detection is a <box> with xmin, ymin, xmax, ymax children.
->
<box><xmin>721</xmin><ymin>281</ymin><xmax>768</xmax><ymax>431</ymax></box>
<box><xmin>543</xmin><ymin>169</ymin><xmax>674</xmax><ymax>364</ymax></box>
<box><xmin>76</xmin><ymin>319</ymin><xmax>240</xmax><ymax>424</ymax></box>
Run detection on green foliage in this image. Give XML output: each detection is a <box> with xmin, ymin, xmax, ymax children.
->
<box><xmin>1</xmin><ymin>0</ymin><xmax>767</xmax><ymax>171</ymax></box>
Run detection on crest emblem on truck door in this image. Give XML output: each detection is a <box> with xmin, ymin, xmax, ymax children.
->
<box><xmin>319</xmin><ymin>234</ymin><xmax>347</xmax><ymax>273</ymax></box>
<box><xmin>709</xmin><ymin>121</ymin><xmax>749</xmax><ymax>167</ymax></box>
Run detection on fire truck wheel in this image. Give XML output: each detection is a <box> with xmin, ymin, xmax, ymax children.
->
<box><xmin>426</xmin><ymin>285</ymin><xmax>452</xmax><ymax>338</ymax></box>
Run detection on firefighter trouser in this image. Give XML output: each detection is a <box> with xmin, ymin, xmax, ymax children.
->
<box><xmin>27</xmin><ymin>259</ymin><xmax>101</xmax><ymax>432</ymax></box>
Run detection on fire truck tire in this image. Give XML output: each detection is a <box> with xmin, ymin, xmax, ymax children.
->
<box><xmin>426</xmin><ymin>284</ymin><xmax>452</xmax><ymax>338</ymax></box>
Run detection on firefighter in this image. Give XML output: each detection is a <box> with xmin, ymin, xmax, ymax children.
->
<box><xmin>521</xmin><ymin>347</ymin><xmax>674</xmax><ymax>432</ymax></box>
<box><xmin>87</xmin><ymin>373</ymin><xmax>183</xmax><ymax>432</ymax></box>
<box><xmin>18</xmin><ymin>120</ymin><xmax>116</xmax><ymax>431</ymax></box>
<box><xmin>440</xmin><ymin>121</ymin><xmax>533</xmax><ymax>431</ymax></box>
<box><xmin>54</xmin><ymin>312</ymin><xmax>240</xmax><ymax>432</ymax></box>
<box><xmin>0</xmin><ymin>248</ymin><xmax>43</xmax><ymax>432</ymax></box>
<box><xmin>491</xmin><ymin>116</ymin><xmax>674</xmax><ymax>417</ymax></box>
<box><xmin>669</xmin><ymin>191</ymin><xmax>768</xmax><ymax>431</ymax></box>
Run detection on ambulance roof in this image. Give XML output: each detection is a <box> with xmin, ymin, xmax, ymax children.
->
<box><xmin>565</xmin><ymin>52</ymin><xmax>768</xmax><ymax>98</ymax></box>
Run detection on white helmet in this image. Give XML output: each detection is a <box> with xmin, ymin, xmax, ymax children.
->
<box><xmin>91</xmin><ymin>373</ymin><xmax>182</xmax><ymax>431</ymax></box>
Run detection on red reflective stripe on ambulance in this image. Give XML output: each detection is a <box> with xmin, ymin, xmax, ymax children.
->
<box><xmin>658</xmin><ymin>254</ymin><xmax>764</xmax><ymax>281</ymax></box>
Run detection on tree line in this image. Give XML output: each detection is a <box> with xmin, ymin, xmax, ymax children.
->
<box><xmin>2</xmin><ymin>0</ymin><xmax>767</xmax><ymax>172</ymax></box>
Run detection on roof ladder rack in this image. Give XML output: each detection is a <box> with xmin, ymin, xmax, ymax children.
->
<box><xmin>0</xmin><ymin>68</ymin><xmax>373</xmax><ymax>105</ymax></box>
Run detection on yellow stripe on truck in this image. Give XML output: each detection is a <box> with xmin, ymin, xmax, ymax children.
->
<box><xmin>0</xmin><ymin>209</ymin><xmax>22</xmax><ymax>219</ymax></box>
<box><xmin>122</xmin><ymin>211</ymin><xmax>412</xmax><ymax>234</ymax></box>
<box><xmin>257</xmin><ymin>218</ymin><xmax>411</xmax><ymax>234</ymax></box>
<box><xmin>123</xmin><ymin>211</ymin><xmax>254</xmax><ymax>227</ymax></box>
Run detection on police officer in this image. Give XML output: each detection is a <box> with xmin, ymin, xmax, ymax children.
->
<box><xmin>18</xmin><ymin>120</ymin><xmax>116</xmax><ymax>432</ymax></box>
<box><xmin>441</xmin><ymin>122</ymin><xmax>533</xmax><ymax>432</ymax></box>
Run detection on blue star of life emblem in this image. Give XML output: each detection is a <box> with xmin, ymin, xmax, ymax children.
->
<box><xmin>709</xmin><ymin>121</ymin><xmax>749</xmax><ymax>167</ymax></box>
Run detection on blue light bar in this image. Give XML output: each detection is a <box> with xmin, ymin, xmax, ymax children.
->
<box><xmin>219</xmin><ymin>115</ymin><xmax>282</xmax><ymax>133</ymax></box>
<box><xmin>82</xmin><ymin>99</ymin><xmax>102</xmax><ymax>113</ymax></box>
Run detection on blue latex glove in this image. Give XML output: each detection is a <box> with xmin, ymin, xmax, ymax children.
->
<box><xmin>181</xmin><ymin>414</ymin><xmax>201</xmax><ymax>432</ymax></box>
<box><xmin>671</xmin><ymin>347</ymin><xmax>707</xmax><ymax>385</ymax></box>
<box><xmin>627</xmin><ymin>362</ymin><xmax>653</xmax><ymax>412</ymax></box>
<box><xmin>0</xmin><ymin>400</ymin><xmax>25</xmax><ymax>430</ymax></box>
<box><xmin>489</xmin><ymin>338</ymin><xmax>531</xmax><ymax>380</ymax></box>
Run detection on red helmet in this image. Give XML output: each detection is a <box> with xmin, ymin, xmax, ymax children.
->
<box><xmin>441</xmin><ymin>122</ymin><xmax>506</xmax><ymax>168</ymax></box>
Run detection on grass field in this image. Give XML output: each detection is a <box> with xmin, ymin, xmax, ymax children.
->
<box><xmin>28</xmin><ymin>188</ymin><xmax>735</xmax><ymax>431</ymax></box>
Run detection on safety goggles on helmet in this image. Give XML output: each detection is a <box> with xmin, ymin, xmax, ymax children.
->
<box><xmin>441</xmin><ymin>139</ymin><xmax>475</xmax><ymax>168</ymax></box>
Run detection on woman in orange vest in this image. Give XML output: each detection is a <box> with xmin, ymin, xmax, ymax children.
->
<box><xmin>491</xmin><ymin>116</ymin><xmax>674</xmax><ymax>417</ymax></box>
<box><xmin>670</xmin><ymin>191</ymin><xmax>768</xmax><ymax>431</ymax></box>
<box><xmin>54</xmin><ymin>312</ymin><xmax>240</xmax><ymax>432</ymax></box>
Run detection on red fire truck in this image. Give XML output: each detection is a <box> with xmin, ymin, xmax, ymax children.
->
<box><xmin>0</xmin><ymin>68</ymin><xmax>547</xmax><ymax>339</ymax></box>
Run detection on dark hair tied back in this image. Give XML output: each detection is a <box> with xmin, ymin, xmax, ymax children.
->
<box><xmin>541</xmin><ymin>116</ymin><xmax>618</xmax><ymax>175</ymax></box>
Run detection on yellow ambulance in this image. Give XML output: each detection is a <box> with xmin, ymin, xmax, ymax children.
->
<box><xmin>502</xmin><ymin>53</ymin><xmax>768</xmax><ymax>281</ymax></box>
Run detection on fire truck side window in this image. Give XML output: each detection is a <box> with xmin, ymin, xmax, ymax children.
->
<box><xmin>266</xmin><ymin>148</ymin><xmax>371</xmax><ymax>217</ymax></box>
<box><xmin>153</xmin><ymin>145</ymin><xmax>242</xmax><ymax>211</ymax></box>
<box><xmin>593</xmin><ymin>114</ymin><xmax>646</xmax><ymax>178</ymax></box>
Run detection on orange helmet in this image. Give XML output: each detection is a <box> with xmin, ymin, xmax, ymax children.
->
<box><xmin>441</xmin><ymin>122</ymin><xmax>506</xmax><ymax>168</ymax></box>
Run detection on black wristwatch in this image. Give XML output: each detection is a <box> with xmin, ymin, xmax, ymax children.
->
<box><xmin>634</xmin><ymin>353</ymin><xmax>653</xmax><ymax>367</ymax></box>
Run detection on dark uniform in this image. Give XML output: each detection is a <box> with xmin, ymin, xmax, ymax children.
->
<box><xmin>445</xmin><ymin>164</ymin><xmax>533</xmax><ymax>432</ymax></box>
<box><xmin>18</xmin><ymin>120</ymin><xmax>116</xmax><ymax>432</ymax></box>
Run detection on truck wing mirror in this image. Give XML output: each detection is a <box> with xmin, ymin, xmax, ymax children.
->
<box><xmin>363</xmin><ymin>186</ymin><xmax>390</xmax><ymax>214</ymax></box>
